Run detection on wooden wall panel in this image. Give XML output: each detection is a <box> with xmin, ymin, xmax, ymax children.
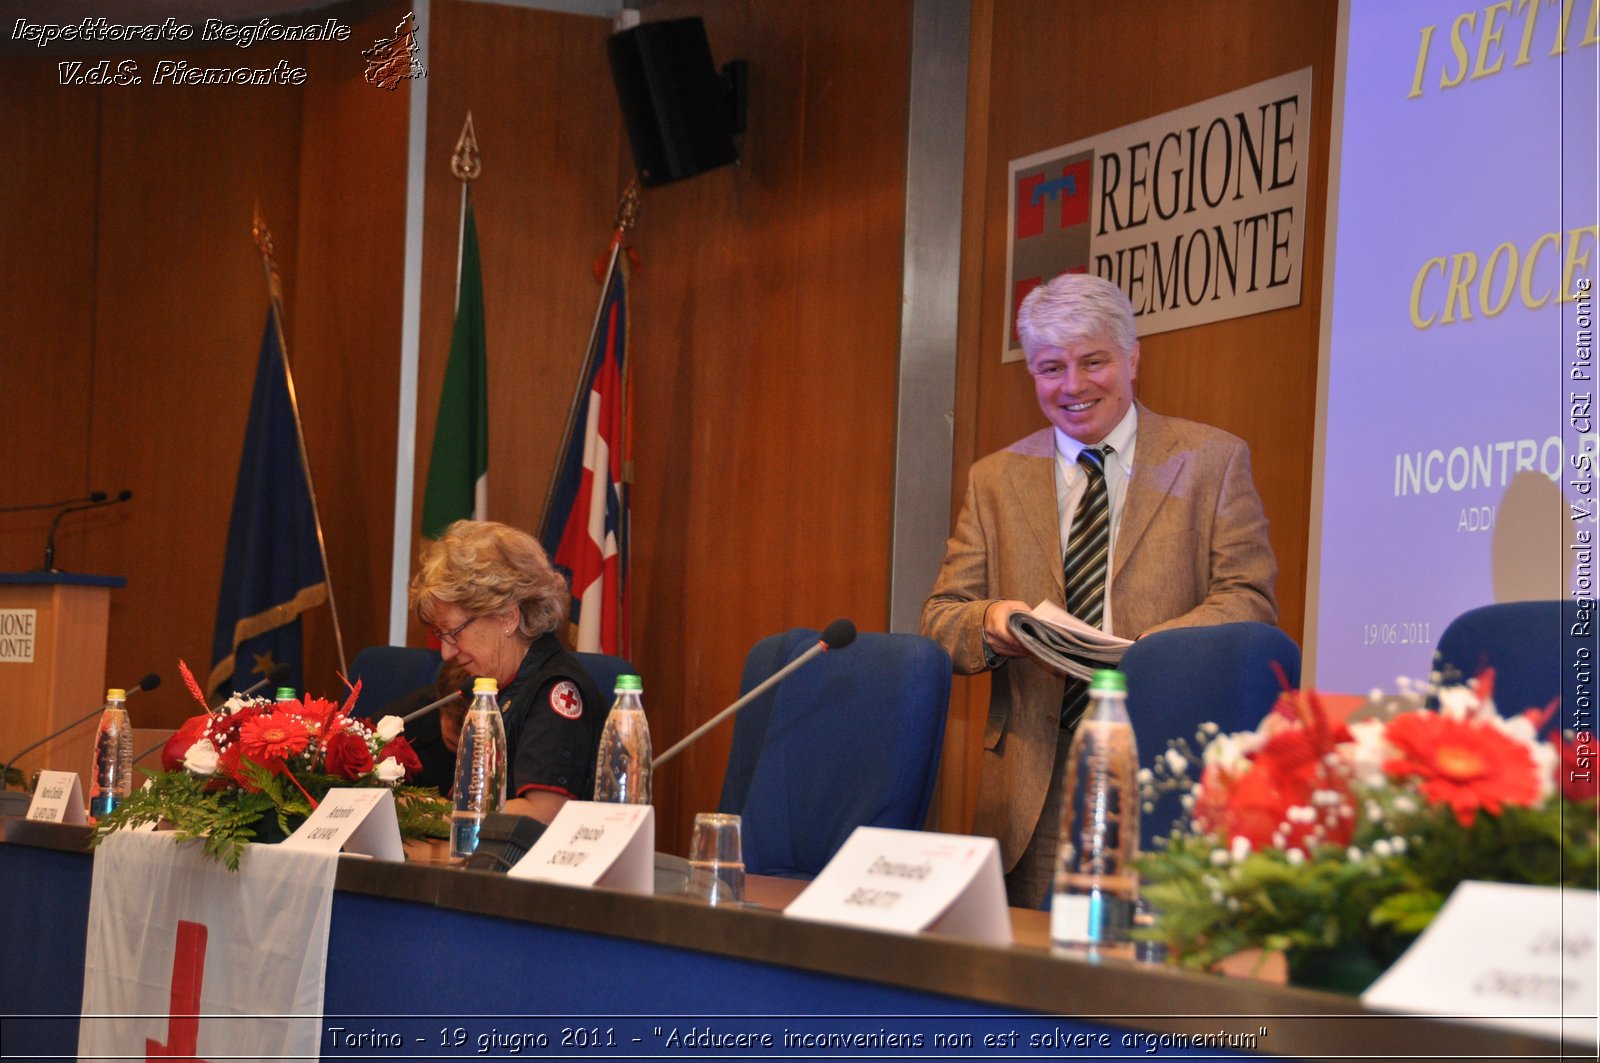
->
<box><xmin>0</xmin><ymin>58</ymin><xmax>100</xmax><ymax>579</ymax></box>
<box><xmin>291</xmin><ymin>2</ymin><xmax>412</xmax><ymax>692</ymax></box>
<box><xmin>408</xmin><ymin>0</ymin><xmax>623</xmax><ymax>569</ymax></box>
<box><xmin>625</xmin><ymin>0</ymin><xmax>913</xmax><ymax>851</ymax></box>
<box><xmin>88</xmin><ymin>46</ymin><xmax>309</xmax><ymax>729</ymax></box>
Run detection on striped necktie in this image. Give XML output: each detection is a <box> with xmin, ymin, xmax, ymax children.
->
<box><xmin>1060</xmin><ymin>445</ymin><xmax>1110</xmax><ymax>728</ymax></box>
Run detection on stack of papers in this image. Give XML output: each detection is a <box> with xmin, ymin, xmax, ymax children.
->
<box><xmin>1006</xmin><ymin>601</ymin><xmax>1132</xmax><ymax>681</ymax></box>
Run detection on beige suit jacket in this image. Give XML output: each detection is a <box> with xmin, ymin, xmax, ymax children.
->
<box><xmin>921</xmin><ymin>404</ymin><xmax>1277</xmax><ymax>870</ymax></box>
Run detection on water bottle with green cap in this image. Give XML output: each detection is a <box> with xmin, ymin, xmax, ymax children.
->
<box><xmin>451</xmin><ymin>675</ymin><xmax>507</xmax><ymax>858</ymax></box>
<box><xmin>1051</xmin><ymin>667</ymin><xmax>1141</xmax><ymax>958</ymax></box>
<box><xmin>594</xmin><ymin>674</ymin><xmax>652</xmax><ymax>804</ymax></box>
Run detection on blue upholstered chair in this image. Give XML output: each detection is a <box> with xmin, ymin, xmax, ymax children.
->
<box><xmin>1118</xmin><ymin>622</ymin><xmax>1301</xmax><ymax>850</ymax></box>
<box><xmin>1433</xmin><ymin>600</ymin><xmax>1580</xmax><ymax>725</ymax></box>
<box><xmin>348</xmin><ymin>645</ymin><xmax>443</xmax><ymax>718</ymax></box>
<box><xmin>574</xmin><ymin>652</ymin><xmax>635</xmax><ymax>707</ymax></box>
<box><xmin>718</xmin><ymin>629</ymin><xmax>953</xmax><ymax>879</ymax></box>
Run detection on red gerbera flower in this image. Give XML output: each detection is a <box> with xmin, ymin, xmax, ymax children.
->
<box><xmin>1384</xmin><ymin>711</ymin><xmax>1542</xmax><ymax>827</ymax></box>
<box><xmin>239</xmin><ymin>711</ymin><xmax>312</xmax><ymax>766</ymax></box>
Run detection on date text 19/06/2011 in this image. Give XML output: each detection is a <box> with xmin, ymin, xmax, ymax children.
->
<box><xmin>1362</xmin><ymin>621</ymin><xmax>1431</xmax><ymax>647</ymax></box>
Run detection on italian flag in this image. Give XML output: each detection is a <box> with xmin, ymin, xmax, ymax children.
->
<box><xmin>421</xmin><ymin>199</ymin><xmax>488</xmax><ymax>538</ymax></box>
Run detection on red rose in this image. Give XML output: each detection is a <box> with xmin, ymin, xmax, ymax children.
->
<box><xmin>378</xmin><ymin>736</ymin><xmax>423</xmax><ymax>781</ymax></box>
<box><xmin>161</xmin><ymin>715</ymin><xmax>210</xmax><ymax>772</ymax></box>
<box><xmin>322</xmin><ymin>729</ymin><xmax>375</xmax><ymax>780</ymax></box>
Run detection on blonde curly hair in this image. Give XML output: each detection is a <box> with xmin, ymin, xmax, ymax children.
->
<box><xmin>409</xmin><ymin>520</ymin><xmax>568</xmax><ymax>640</ymax></box>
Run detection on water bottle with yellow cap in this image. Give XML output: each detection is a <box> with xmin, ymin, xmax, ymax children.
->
<box><xmin>450</xmin><ymin>675</ymin><xmax>507</xmax><ymax>859</ymax></box>
<box><xmin>89</xmin><ymin>687</ymin><xmax>132</xmax><ymax>818</ymax></box>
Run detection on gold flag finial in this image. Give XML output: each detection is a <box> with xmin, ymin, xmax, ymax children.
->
<box><xmin>614</xmin><ymin>179</ymin><xmax>640</xmax><ymax>234</ymax></box>
<box><xmin>451</xmin><ymin>112</ymin><xmax>481</xmax><ymax>182</ymax></box>
<box><xmin>252</xmin><ymin>202</ymin><xmax>283</xmax><ymax>303</ymax></box>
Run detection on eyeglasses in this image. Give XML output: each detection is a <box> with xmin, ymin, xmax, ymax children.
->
<box><xmin>431</xmin><ymin>615</ymin><xmax>479</xmax><ymax>646</ymax></box>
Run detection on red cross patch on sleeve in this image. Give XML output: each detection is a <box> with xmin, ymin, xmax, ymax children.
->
<box><xmin>548</xmin><ymin>680</ymin><xmax>583</xmax><ymax>720</ymax></box>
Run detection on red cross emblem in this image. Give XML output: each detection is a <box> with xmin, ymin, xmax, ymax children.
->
<box><xmin>548</xmin><ymin>681</ymin><xmax>582</xmax><ymax>719</ymax></box>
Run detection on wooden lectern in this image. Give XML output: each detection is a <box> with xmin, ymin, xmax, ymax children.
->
<box><xmin>0</xmin><ymin>573</ymin><xmax>123</xmax><ymax>791</ymax></box>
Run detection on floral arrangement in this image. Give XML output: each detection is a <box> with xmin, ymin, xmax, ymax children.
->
<box><xmin>1136</xmin><ymin>671</ymin><xmax>1597</xmax><ymax>989</ymax></box>
<box><xmin>91</xmin><ymin>662</ymin><xmax>449</xmax><ymax>868</ymax></box>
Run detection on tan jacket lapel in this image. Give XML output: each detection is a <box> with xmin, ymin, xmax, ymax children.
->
<box><xmin>1114</xmin><ymin>405</ymin><xmax>1182</xmax><ymax>581</ymax></box>
<box><xmin>1004</xmin><ymin>429</ymin><xmax>1065</xmax><ymax>601</ymax></box>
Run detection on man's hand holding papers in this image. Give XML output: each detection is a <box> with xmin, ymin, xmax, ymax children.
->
<box><xmin>1005</xmin><ymin>600</ymin><xmax>1132</xmax><ymax>681</ymax></box>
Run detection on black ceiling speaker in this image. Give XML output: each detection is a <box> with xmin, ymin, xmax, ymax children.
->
<box><xmin>607</xmin><ymin>17</ymin><xmax>746</xmax><ymax>188</ymax></box>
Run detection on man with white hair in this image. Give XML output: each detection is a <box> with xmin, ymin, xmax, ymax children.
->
<box><xmin>921</xmin><ymin>272</ymin><xmax>1278</xmax><ymax>908</ymax></box>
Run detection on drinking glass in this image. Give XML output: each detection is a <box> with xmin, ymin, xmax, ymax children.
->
<box><xmin>685</xmin><ymin>812</ymin><xmax>745</xmax><ymax>905</ymax></box>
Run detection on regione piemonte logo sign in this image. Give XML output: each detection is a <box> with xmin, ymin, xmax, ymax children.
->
<box><xmin>1002</xmin><ymin>68</ymin><xmax>1311</xmax><ymax>360</ymax></box>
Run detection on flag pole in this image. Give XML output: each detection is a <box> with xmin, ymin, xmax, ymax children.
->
<box><xmin>252</xmin><ymin>204</ymin><xmax>349</xmax><ymax>678</ymax></box>
<box><xmin>538</xmin><ymin>181</ymin><xmax>640</xmax><ymax>535</ymax></box>
<box><xmin>452</xmin><ymin>112</ymin><xmax>481</xmax><ymax>309</ymax></box>
<box><xmin>451</xmin><ymin>112</ymin><xmax>487</xmax><ymax>524</ymax></box>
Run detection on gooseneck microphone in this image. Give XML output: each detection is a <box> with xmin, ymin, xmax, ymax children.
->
<box><xmin>42</xmin><ymin>489</ymin><xmax>133</xmax><ymax>572</ymax></box>
<box><xmin>653</xmin><ymin>619</ymin><xmax>857</xmax><ymax>769</ymax></box>
<box><xmin>1</xmin><ymin>672</ymin><xmax>162</xmax><ymax>805</ymax></box>
<box><xmin>222</xmin><ymin>662</ymin><xmax>294</xmax><ymax>706</ymax></box>
<box><xmin>403</xmin><ymin>689</ymin><xmax>464</xmax><ymax>725</ymax></box>
<box><xmin>0</xmin><ymin>490</ymin><xmax>107</xmax><ymax>515</ymax></box>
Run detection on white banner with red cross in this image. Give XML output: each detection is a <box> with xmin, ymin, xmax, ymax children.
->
<box><xmin>78</xmin><ymin>830</ymin><xmax>338</xmax><ymax>1062</ymax></box>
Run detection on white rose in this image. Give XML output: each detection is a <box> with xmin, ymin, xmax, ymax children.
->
<box><xmin>183</xmin><ymin>739</ymin><xmax>219</xmax><ymax>776</ymax></box>
<box><xmin>375</xmin><ymin>715</ymin><xmax>404</xmax><ymax>742</ymax></box>
<box><xmin>375</xmin><ymin>756</ymin><xmax>405</xmax><ymax>784</ymax></box>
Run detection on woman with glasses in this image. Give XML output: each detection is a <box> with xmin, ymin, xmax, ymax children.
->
<box><xmin>409</xmin><ymin>520</ymin><xmax>604</xmax><ymax>824</ymax></box>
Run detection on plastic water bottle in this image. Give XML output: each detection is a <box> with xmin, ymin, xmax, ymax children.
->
<box><xmin>594</xmin><ymin>674</ymin><xmax>652</xmax><ymax>803</ymax></box>
<box><xmin>451</xmin><ymin>676</ymin><xmax>507</xmax><ymax>859</ymax></box>
<box><xmin>1051</xmin><ymin>668</ymin><xmax>1141</xmax><ymax>959</ymax></box>
<box><xmin>274</xmin><ymin>686</ymin><xmax>297</xmax><ymax>703</ymax></box>
<box><xmin>88</xmin><ymin>688</ymin><xmax>132</xmax><ymax>819</ymax></box>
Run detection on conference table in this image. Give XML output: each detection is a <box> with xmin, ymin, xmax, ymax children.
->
<box><xmin>0</xmin><ymin>817</ymin><xmax>1569</xmax><ymax>1061</ymax></box>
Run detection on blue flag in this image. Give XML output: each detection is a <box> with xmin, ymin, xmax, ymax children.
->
<box><xmin>208</xmin><ymin>313</ymin><xmax>327</xmax><ymax>698</ymax></box>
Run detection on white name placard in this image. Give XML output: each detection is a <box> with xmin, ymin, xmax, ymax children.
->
<box><xmin>784</xmin><ymin>827</ymin><xmax>1011</xmax><ymax>945</ymax></box>
<box><xmin>0</xmin><ymin>608</ymin><xmax>36</xmax><ymax>662</ymax></box>
<box><xmin>281</xmin><ymin>788</ymin><xmax>403</xmax><ymax>861</ymax></box>
<box><xmin>1363</xmin><ymin>881</ymin><xmax>1598</xmax><ymax>1046</ymax></box>
<box><xmin>27</xmin><ymin>769</ymin><xmax>86</xmax><ymax>825</ymax></box>
<box><xmin>509</xmin><ymin>801</ymin><xmax>654</xmax><ymax>894</ymax></box>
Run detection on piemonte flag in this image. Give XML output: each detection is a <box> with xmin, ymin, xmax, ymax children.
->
<box><xmin>208</xmin><ymin>313</ymin><xmax>327</xmax><ymax>698</ymax></box>
<box><xmin>541</xmin><ymin>260</ymin><xmax>630</xmax><ymax>657</ymax></box>
<box><xmin>420</xmin><ymin>199</ymin><xmax>489</xmax><ymax>538</ymax></box>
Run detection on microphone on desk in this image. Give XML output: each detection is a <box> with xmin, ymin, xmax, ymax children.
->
<box><xmin>41</xmin><ymin>490</ymin><xmax>133</xmax><ymax>572</ymax></box>
<box><xmin>0</xmin><ymin>672</ymin><xmax>161</xmax><ymax>816</ymax></box>
<box><xmin>403</xmin><ymin>688</ymin><xmax>464</xmax><ymax>724</ymax></box>
<box><xmin>219</xmin><ymin>662</ymin><xmax>293</xmax><ymax>706</ymax></box>
<box><xmin>653</xmin><ymin>619</ymin><xmax>857</xmax><ymax>769</ymax></box>
<box><xmin>0</xmin><ymin>490</ymin><xmax>107</xmax><ymax>515</ymax></box>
